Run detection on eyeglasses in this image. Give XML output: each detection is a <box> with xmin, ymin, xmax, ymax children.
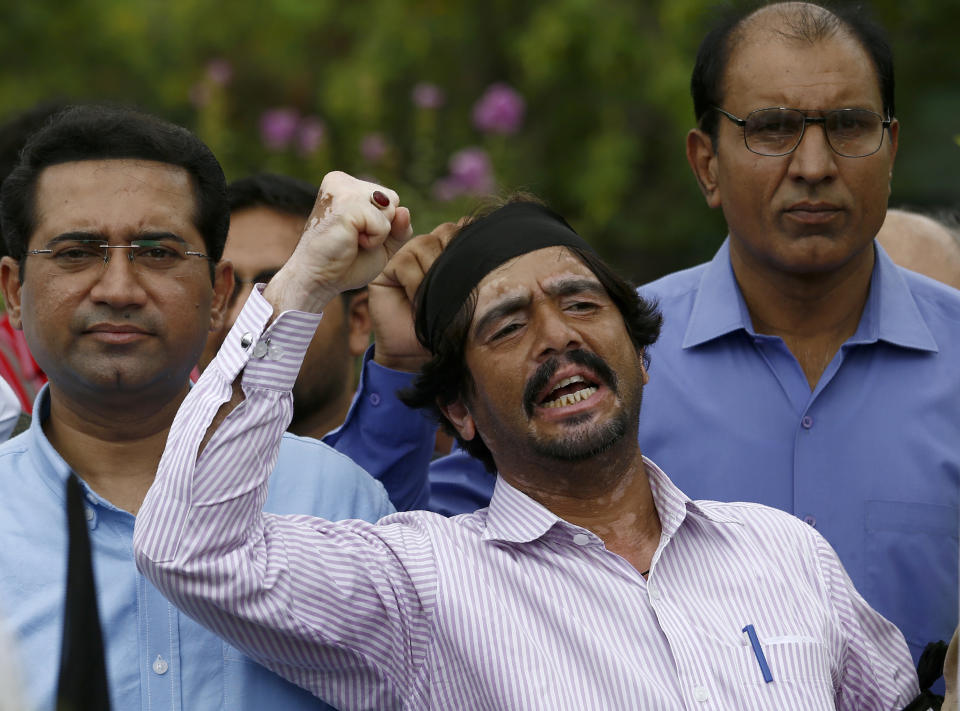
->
<box><xmin>713</xmin><ymin>107</ymin><xmax>892</xmax><ymax>158</ymax></box>
<box><xmin>25</xmin><ymin>239</ymin><xmax>210</xmax><ymax>274</ymax></box>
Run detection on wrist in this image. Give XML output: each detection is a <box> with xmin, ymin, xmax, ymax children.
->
<box><xmin>263</xmin><ymin>270</ymin><xmax>339</xmax><ymax>316</ymax></box>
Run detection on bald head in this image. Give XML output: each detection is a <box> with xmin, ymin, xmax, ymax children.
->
<box><xmin>877</xmin><ymin>209</ymin><xmax>960</xmax><ymax>290</ymax></box>
<box><xmin>690</xmin><ymin>1</ymin><xmax>895</xmax><ymax>140</ymax></box>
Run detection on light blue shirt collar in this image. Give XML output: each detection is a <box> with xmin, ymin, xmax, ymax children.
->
<box><xmin>682</xmin><ymin>239</ymin><xmax>939</xmax><ymax>353</ymax></box>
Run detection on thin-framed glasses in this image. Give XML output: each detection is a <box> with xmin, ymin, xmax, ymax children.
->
<box><xmin>713</xmin><ymin>107</ymin><xmax>892</xmax><ymax>158</ymax></box>
<box><xmin>25</xmin><ymin>238</ymin><xmax>210</xmax><ymax>274</ymax></box>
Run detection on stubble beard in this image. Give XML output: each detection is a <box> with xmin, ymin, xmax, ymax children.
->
<box><xmin>529</xmin><ymin>407</ymin><xmax>630</xmax><ymax>462</ymax></box>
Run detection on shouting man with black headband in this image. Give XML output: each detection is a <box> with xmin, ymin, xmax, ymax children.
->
<box><xmin>135</xmin><ymin>172</ymin><xmax>919</xmax><ymax>709</ymax></box>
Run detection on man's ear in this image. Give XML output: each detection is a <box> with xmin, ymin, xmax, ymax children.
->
<box><xmin>346</xmin><ymin>290</ymin><xmax>372</xmax><ymax>357</ymax></box>
<box><xmin>439</xmin><ymin>397</ymin><xmax>476</xmax><ymax>442</ymax></box>
<box><xmin>209</xmin><ymin>260</ymin><xmax>234</xmax><ymax>333</ymax></box>
<box><xmin>686</xmin><ymin>128</ymin><xmax>722</xmax><ymax>209</ymax></box>
<box><xmin>0</xmin><ymin>257</ymin><xmax>24</xmax><ymax>330</ymax></box>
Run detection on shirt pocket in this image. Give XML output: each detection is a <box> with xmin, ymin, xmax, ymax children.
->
<box><xmin>710</xmin><ymin>634</ymin><xmax>836</xmax><ymax>709</ymax></box>
<box><xmin>222</xmin><ymin>643</ymin><xmax>326</xmax><ymax>709</ymax></box>
<box><xmin>865</xmin><ymin>500</ymin><xmax>957</xmax><ymax>652</ymax></box>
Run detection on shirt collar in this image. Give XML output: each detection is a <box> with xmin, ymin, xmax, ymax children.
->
<box><xmin>25</xmin><ymin>385</ymin><xmax>126</xmax><ymax>511</ymax></box>
<box><xmin>25</xmin><ymin>385</ymin><xmax>76</xmax><ymax>500</ymax></box>
<box><xmin>481</xmin><ymin>456</ymin><xmax>742</xmax><ymax>545</ymax></box>
<box><xmin>682</xmin><ymin>238</ymin><xmax>938</xmax><ymax>353</ymax></box>
<box><xmin>644</xmin><ymin>457</ymin><xmax>742</xmax><ymax>539</ymax></box>
<box><xmin>682</xmin><ymin>240</ymin><xmax>755</xmax><ymax>348</ymax></box>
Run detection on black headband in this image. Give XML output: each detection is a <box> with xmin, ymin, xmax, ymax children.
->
<box><xmin>417</xmin><ymin>201</ymin><xmax>595</xmax><ymax>350</ymax></box>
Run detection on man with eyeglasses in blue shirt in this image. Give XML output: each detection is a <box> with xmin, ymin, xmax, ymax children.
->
<box><xmin>0</xmin><ymin>105</ymin><xmax>420</xmax><ymax>710</ymax></box>
<box><xmin>650</xmin><ymin>0</ymin><xmax>959</xmax><ymax>678</ymax></box>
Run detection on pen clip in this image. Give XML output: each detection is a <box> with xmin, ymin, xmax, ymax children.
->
<box><xmin>742</xmin><ymin>624</ymin><xmax>774</xmax><ymax>684</ymax></box>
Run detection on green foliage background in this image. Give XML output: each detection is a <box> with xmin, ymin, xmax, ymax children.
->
<box><xmin>1</xmin><ymin>0</ymin><xmax>957</xmax><ymax>283</ymax></box>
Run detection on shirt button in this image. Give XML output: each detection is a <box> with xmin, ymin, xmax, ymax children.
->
<box><xmin>692</xmin><ymin>686</ymin><xmax>709</xmax><ymax>702</ymax></box>
<box><xmin>801</xmin><ymin>415</ymin><xmax>814</xmax><ymax>429</ymax></box>
<box><xmin>649</xmin><ymin>585</ymin><xmax>661</xmax><ymax>601</ymax></box>
<box><xmin>369</xmin><ymin>393</ymin><xmax>381</xmax><ymax>406</ymax></box>
<box><xmin>803</xmin><ymin>515</ymin><xmax>817</xmax><ymax>528</ymax></box>
<box><xmin>572</xmin><ymin>533</ymin><xmax>590</xmax><ymax>546</ymax></box>
<box><xmin>240</xmin><ymin>332</ymin><xmax>253</xmax><ymax>349</ymax></box>
<box><xmin>252</xmin><ymin>339</ymin><xmax>270</xmax><ymax>358</ymax></box>
<box><xmin>84</xmin><ymin>507</ymin><xmax>95</xmax><ymax>522</ymax></box>
<box><xmin>152</xmin><ymin>655</ymin><xmax>169</xmax><ymax>675</ymax></box>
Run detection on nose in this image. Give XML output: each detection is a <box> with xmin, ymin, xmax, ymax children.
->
<box><xmin>87</xmin><ymin>250</ymin><xmax>148</xmax><ymax>308</ymax></box>
<box><xmin>787</xmin><ymin>120</ymin><xmax>839</xmax><ymax>185</ymax></box>
<box><xmin>532</xmin><ymin>304</ymin><xmax>582</xmax><ymax>362</ymax></box>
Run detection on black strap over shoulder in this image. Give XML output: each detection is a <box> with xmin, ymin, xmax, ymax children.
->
<box><xmin>902</xmin><ymin>640</ymin><xmax>948</xmax><ymax>711</ymax></box>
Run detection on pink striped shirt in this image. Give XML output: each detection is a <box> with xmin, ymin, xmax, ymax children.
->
<box><xmin>134</xmin><ymin>289</ymin><xmax>918</xmax><ymax>710</ymax></box>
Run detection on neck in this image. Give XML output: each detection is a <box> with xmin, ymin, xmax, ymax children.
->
<box><xmin>500</xmin><ymin>442</ymin><xmax>662</xmax><ymax>574</ymax></box>
<box><xmin>730</xmin><ymin>242</ymin><xmax>874</xmax><ymax>388</ymax></box>
<box><xmin>43</xmin><ymin>382</ymin><xmax>189</xmax><ymax>514</ymax></box>
<box><xmin>288</xmin><ymin>388</ymin><xmax>354</xmax><ymax>439</ymax></box>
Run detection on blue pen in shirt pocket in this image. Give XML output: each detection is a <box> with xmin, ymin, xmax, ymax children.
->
<box><xmin>742</xmin><ymin>624</ymin><xmax>774</xmax><ymax>683</ymax></box>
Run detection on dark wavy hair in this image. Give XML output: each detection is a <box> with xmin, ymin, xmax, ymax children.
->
<box><xmin>400</xmin><ymin>197</ymin><xmax>662</xmax><ymax>473</ymax></box>
<box><xmin>692</xmin><ymin>1</ymin><xmax>895</xmax><ymax>144</ymax></box>
<box><xmin>1</xmin><ymin>104</ymin><xmax>228</xmax><ymax>280</ymax></box>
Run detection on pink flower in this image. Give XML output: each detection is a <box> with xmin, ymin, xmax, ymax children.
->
<box><xmin>411</xmin><ymin>82</ymin><xmax>445</xmax><ymax>110</ymax></box>
<box><xmin>472</xmin><ymin>83</ymin><xmax>525</xmax><ymax>135</ymax></box>
<box><xmin>297</xmin><ymin>116</ymin><xmax>327</xmax><ymax>155</ymax></box>
<box><xmin>260</xmin><ymin>108</ymin><xmax>300</xmax><ymax>151</ymax></box>
<box><xmin>205</xmin><ymin>59</ymin><xmax>233</xmax><ymax>86</ymax></box>
<box><xmin>432</xmin><ymin>147</ymin><xmax>496</xmax><ymax>201</ymax></box>
<box><xmin>449</xmin><ymin>147</ymin><xmax>495</xmax><ymax>193</ymax></box>
<box><xmin>360</xmin><ymin>133</ymin><xmax>388</xmax><ymax>163</ymax></box>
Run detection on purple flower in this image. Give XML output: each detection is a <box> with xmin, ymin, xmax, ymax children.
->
<box><xmin>411</xmin><ymin>82</ymin><xmax>445</xmax><ymax>110</ymax></box>
<box><xmin>472</xmin><ymin>82</ymin><xmax>525</xmax><ymax>135</ymax></box>
<box><xmin>449</xmin><ymin>147</ymin><xmax>494</xmax><ymax>193</ymax></box>
<box><xmin>205</xmin><ymin>59</ymin><xmax>233</xmax><ymax>86</ymax></box>
<box><xmin>297</xmin><ymin>116</ymin><xmax>327</xmax><ymax>155</ymax></box>
<box><xmin>360</xmin><ymin>132</ymin><xmax>388</xmax><ymax>163</ymax></box>
<box><xmin>259</xmin><ymin>108</ymin><xmax>300</xmax><ymax>151</ymax></box>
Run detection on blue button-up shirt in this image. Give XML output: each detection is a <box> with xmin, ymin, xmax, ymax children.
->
<box><xmin>0</xmin><ymin>371</ymin><xmax>411</xmax><ymax>711</ymax></box>
<box><xmin>636</xmin><ymin>240</ymin><xmax>959</xmax><ymax>665</ymax></box>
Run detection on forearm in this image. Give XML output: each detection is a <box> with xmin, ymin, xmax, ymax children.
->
<box><xmin>135</xmin><ymin>288</ymin><xmax>434</xmax><ymax>702</ymax></box>
<box><xmin>134</xmin><ymin>287</ymin><xmax>321</xmax><ymax>652</ymax></box>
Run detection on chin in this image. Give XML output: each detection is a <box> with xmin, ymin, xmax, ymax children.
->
<box><xmin>531</xmin><ymin>415</ymin><xmax>627</xmax><ymax>462</ymax></box>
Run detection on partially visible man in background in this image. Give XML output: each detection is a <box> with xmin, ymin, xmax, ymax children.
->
<box><xmin>199</xmin><ymin>173</ymin><xmax>372</xmax><ymax>437</ymax></box>
<box><xmin>876</xmin><ymin>207</ymin><xmax>960</xmax><ymax>290</ymax></box>
<box><xmin>0</xmin><ymin>102</ymin><xmax>60</xmax><ymax>414</ymax></box>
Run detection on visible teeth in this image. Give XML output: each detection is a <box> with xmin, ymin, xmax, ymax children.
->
<box><xmin>554</xmin><ymin>375</ymin><xmax>584</xmax><ymax>389</ymax></box>
<box><xmin>543</xmin><ymin>386</ymin><xmax>598</xmax><ymax>408</ymax></box>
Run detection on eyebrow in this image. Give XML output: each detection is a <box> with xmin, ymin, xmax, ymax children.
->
<box><xmin>44</xmin><ymin>231</ymin><xmax>190</xmax><ymax>247</ymax></box>
<box><xmin>541</xmin><ymin>276</ymin><xmax>606</xmax><ymax>300</ymax></box>
<box><xmin>472</xmin><ymin>294</ymin><xmax>532</xmax><ymax>341</ymax></box>
<box><xmin>471</xmin><ymin>276</ymin><xmax>607</xmax><ymax>340</ymax></box>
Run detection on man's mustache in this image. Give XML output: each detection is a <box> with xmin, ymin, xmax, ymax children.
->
<box><xmin>522</xmin><ymin>349</ymin><xmax>618</xmax><ymax>417</ymax></box>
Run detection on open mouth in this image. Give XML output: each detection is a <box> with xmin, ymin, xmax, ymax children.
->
<box><xmin>540</xmin><ymin>374</ymin><xmax>599</xmax><ymax>409</ymax></box>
